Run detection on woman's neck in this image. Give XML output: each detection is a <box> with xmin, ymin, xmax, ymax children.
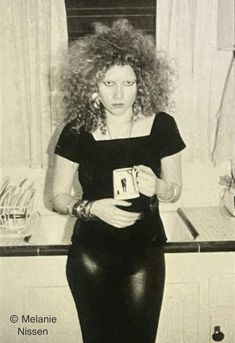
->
<box><xmin>105</xmin><ymin>112</ymin><xmax>133</xmax><ymax>127</ymax></box>
<box><xmin>104</xmin><ymin>112</ymin><xmax>134</xmax><ymax>139</ymax></box>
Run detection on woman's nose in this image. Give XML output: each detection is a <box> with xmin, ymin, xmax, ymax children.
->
<box><xmin>113</xmin><ymin>84</ymin><xmax>123</xmax><ymax>99</ymax></box>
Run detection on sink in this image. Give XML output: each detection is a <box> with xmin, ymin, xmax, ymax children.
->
<box><xmin>29</xmin><ymin>213</ymin><xmax>76</xmax><ymax>245</ymax></box>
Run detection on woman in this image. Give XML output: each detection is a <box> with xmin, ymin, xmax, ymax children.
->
<box><xmin>53</xmin><ymin>19</ymin><xmax>185</xmax><ymax>343</ymax></box>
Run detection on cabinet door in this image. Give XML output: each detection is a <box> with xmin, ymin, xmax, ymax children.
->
<box><xmin>157</xmin><ymin>282</ymin><xmax>199</xmax><ymax>343</ymax></box>
<box><xmin>210</xmin><ymin>307</ymin><xmax>235</xmax><ymax>343</ymax></box>
<box><xmin>157</xmin><ymin>253</ymin><xmax>235</xmax><ymax>343</ymax></box>
<box><xmin>209</xmin><ymin>273</ymin><xmax>235</xmax><ymax>343</ymax></box>
<box><xmin>23</xmin><ymin>286</ymin><xmax>82</xmax><ymax>343</ymax></box>
<box><xmin>0</xmin><ymin>256</ymin><xmax>82</xmax><ymax>343</ymax></box>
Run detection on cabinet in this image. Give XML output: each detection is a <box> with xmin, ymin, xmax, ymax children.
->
<box><xmin>158</xmin><ymin>253</ymin><xmax>235</xmax><ymax>343</ymax></box>
<box><xmin>0</xmin><ymin>256</ymin><xmax>82</xmax><ymax>343</ymax></box>
<box><xmin>0</xmin><ymin>252</ymin><xmax>234</xmax><ymax>343</ymax></box>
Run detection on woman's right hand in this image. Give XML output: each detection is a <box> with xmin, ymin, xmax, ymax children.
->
<box><xmin>90</xmin><ymin>198</ymin><xmax>141</xmax><ymax>228</ymax></box>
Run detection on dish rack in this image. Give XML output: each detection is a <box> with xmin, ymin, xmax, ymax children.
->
<box><xmin>0</xmin><ymin>205</ymin><xmax>36</xmax><ymax>237</ymax></box>
<box><xmin>0</xmin><ymin>178</ymin><xmax>38</xmax><ymax>238</ymax></box>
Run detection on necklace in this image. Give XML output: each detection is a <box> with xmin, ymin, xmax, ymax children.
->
<box><xmin>106</xmin><ymin>119</ymin><xmax>134</xmax><ymax>139</ymax></box>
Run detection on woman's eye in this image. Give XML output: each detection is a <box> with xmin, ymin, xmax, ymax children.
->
<box><xmin>124</xmin><ymin>81</ymin><xmax>136</xmax><ymax>86</ymax></box>
<box><xmin>103</xmin><ymin>81</ymin><xmax>114</xmax><ymax>87</ymax></box>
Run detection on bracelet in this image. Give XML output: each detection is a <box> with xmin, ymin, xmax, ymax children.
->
<box><xmin>66</xmin><ymin>198</ymin><xmax>80</xmax><ymax>217</ymax></box>
<box><xmin>85</xmin><ymin>201</ymin><xmax>95</xmax><ymax>220</ymax></box>
<box><xmin>72</xmin><ymin>200</ymin><xmax>88</xmax><ymax>219</ymax></box>
<box><xmin>71</xmin><ymin>200</ymin><xmax>95</xmax><ymax>221</ymax></box>
<box><xmin>157</xmin><ymin>182</ymin><xmax>178</xmax><ymax>203</ymax></box>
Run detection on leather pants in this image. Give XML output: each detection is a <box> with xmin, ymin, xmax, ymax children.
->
<box><xmin>66</xmin><ymin>240</ymin><xmax>165</xmax><ymax>343</ymax></box>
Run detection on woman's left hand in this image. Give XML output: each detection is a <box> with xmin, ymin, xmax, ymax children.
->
<box><xmin>134</xmin><ymin>165</ymin><xmax>157</xmax><ymax>197</ymax></box>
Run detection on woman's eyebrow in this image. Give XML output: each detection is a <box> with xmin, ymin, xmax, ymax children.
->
<box><xmin>103</xmin><ymin>78</ymin><xmax>136</xmax><ymax>81</ymax></box>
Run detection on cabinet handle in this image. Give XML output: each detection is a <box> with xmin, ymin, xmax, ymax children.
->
<box><xmin>212</xmin><ymin>326</ymin><xmax>225</xmax><ymax>341</ymax></box>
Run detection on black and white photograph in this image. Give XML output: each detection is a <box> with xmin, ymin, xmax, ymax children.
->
<box><xmin>0</xmin><ymin>1</ymin><xmax>235</xmax><ymax>342</ymax></box>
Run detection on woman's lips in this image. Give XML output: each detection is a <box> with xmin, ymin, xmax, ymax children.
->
<box><xmin>112</xmin><ymin>103</ymin><xmax>125</xmax><ymax>108</ymax></box>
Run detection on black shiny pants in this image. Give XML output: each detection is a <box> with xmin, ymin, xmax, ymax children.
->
<box><xmin>66</xmin><ymin>242</ymin><xmax>165</xmax><ymax>343</ymax></box>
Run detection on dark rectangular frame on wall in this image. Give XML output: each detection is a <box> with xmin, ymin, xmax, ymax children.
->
<box><xmin>65</xmin><ymin>0</ymin><xmax>156</xmax><ymax>41</ymax></box>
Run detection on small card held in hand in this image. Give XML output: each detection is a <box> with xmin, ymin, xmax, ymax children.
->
<box><xmin>113</xmin><ymin>167</ymin><xmax>140</xmax><ymax>200</ymax></box>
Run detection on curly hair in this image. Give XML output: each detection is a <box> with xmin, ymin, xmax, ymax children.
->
<box><xmin>60</xmin><ymin>19</ymin><xmax>173</xmax><ymax>133</ymax></box>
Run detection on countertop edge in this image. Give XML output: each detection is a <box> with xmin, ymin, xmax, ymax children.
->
<box><xmin>1</xmin><ymin>241</ymin><xmax>235</xmax><ymax>257</ymax></box>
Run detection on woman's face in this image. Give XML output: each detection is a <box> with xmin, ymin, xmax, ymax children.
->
<box><xmin>98</xmin><ymin>64</ymin><xmax>137</xmax><ymax>117</ymax></box>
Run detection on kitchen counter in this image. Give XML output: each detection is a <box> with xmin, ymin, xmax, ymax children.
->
<box><xmin>0</xmin><ymin>207</ymin><xmax>234</xmax><ymax>256</ymax></box>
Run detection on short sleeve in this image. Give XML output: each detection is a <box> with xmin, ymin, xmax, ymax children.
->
<box><xmin>54</xmin><ymin>121</ymin><xmax>81</xmax><ymax>163</ymax></box>
<box><xmin>156</xmin><ymin>112</ymin><xmax>186</xmax><ymax>158</ymax></box>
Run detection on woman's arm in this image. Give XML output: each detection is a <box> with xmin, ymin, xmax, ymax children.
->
<box><xmin>52</xmin><ymin>155</ymin><xmax>79</xmax><ymax>214</ymax></box>
<box><xmin>52</xmin><ymin>155</ymin><xmax>141</xmax><ymax>227</ymax></box>
<box><xmin>135</xmin><ymin>152</ymin><xmax>183</xmax><ymax>203</ymax></box>
<box><xmin>157</xmin><ymin>152</ymin><xmax>182</xmax><ymax>202</ymax></box>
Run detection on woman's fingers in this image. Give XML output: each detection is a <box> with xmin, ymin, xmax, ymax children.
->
<box><xmin>134</xmin><ymin>164</ymin><xmax>154</xmax><ymax>175</ymax></box>
<box><xmin>112</xmin><ymin>199</ymin><xmax>132</xmax><ymax>207</ymax></box>
<box><xmin>137</xmin><ymin>173</ymin><xmax>153</xmax><ymax>184</ymax></box>
<box><xmin>134</xmin><ymin>165</ymin><xmax>158</xmax><ymax>197</ymax></box>
<box><xmin>135</xmin><ymin>165</ymin><xmax>157</xmax><ymax>185</ymax></box>
<box><xmin>90</xmin><ymin>198</ymin><xmax>142</xmax><ymax>228</ymax></box>
<box><xmin>111</xmin><ymin>210</ymin><xmax>142</xmax><ymax>228</ymax></box>
<box><xmin>112</xmin><ymin>212</ymin><xmax>141</xmax><ymax>227</ymax></box>
<box><xmin>115</xmin><ymin>208</ymin><xmax>141</xmax><ymax>220</ymax></box>
<box><xmin>112</xmin><ymin>220</ymin><xmax>137</xmax><ymax>229</ymax></box>
<box><xmin>137</xmin><ymin>178</ymin><xmax>156</xmax><ymax>197</ymax></box>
